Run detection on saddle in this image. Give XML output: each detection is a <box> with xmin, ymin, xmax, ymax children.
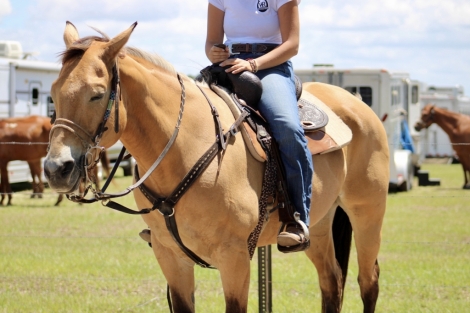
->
<box><xmin>198</xmin><ymin>65</ymin><xmax>352</xmax><ymax>253</ymax></box>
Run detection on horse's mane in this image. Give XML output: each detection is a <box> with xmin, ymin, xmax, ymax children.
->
<box><xmin>60</xmin><ymin>29</ymin><xmax>177</xmax><ymax>75</ymax></box>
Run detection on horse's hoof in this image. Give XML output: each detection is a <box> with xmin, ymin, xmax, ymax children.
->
<box><xmin>463</xmin><ymin>185</ymin><xmax>470</xmax><ymax>190</ymax></box>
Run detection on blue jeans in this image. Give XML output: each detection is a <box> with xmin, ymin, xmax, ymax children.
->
<box><xmin>231</xmin><ymin>54</ymin><xmax>313</xmax><ymax>225</ymax></box>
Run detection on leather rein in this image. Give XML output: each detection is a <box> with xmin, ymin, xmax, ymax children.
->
<box><xmin>50</xmin><ymin>62</ymin><xmax>249</xmax><ymax>268</ymax></box>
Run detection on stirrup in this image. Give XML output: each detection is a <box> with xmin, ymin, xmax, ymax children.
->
<box><xmin>277</xmin><ymin>213</ymin><xmax>310</xmax><ymax>253</ymax></box>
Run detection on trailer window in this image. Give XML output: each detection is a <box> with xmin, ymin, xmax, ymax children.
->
<box><xmin>47</xmin><ymin>96</ymin><xmax>55</xmax><ymax>117</ymax></box>
<box><xmin>411</xmin><ymin>85</ymin><xmax>419</xmax><ymax>104</ymax></box>
<box><xmin>32</xmin><ymin>88</ymin><xmax>39</xmax><ymax>105</ymax></box>
<box><xmin>344</xmin><ymin>86</ymin><xmax>373</xmax><ymax>107</ymax></box>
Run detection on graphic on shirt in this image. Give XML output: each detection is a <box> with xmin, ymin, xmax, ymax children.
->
<box><xmin>257</xmin><ymin>0</ymin><xmax>269</xmax><ymax>12</ymax></box>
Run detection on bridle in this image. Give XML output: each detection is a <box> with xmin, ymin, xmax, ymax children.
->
<box><xmin>49</xmin><ymin>58</ymin><xmax>249</xmax><ymax>270</ymax></box>
<box><xmin>49</xmin><ymin>63</ymin><xmax>121</xmax><ymax>195</ymax></box>
<box><xmin>418</xmin><ymin>106</ymin><xmax>436</xmax><ymax>127</ymax></box>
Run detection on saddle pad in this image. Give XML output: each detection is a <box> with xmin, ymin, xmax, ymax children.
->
<box><xmin>300</xmin><ymin>91</ymin><xmax>352</xmax><ymax>154</ymax></box>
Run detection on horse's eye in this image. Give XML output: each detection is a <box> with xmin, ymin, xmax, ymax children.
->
<box><xmin>90</xmin><ymin>94</ymin><xmax>104</xmax><ymax>102</ymax></box>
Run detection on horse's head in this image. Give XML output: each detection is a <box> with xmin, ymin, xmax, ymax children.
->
<box><xmin>414</xmin><ymin>104</ymin><xmax>436</xmax><ymax>131</ymax></box>
<box><xmin>44</xmin><ymin>21</ymin><xmax>136</xmax><ymax>194</ymax></box>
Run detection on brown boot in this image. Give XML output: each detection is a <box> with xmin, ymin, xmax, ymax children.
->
<box><xmin>277</xmin><ymin>223</ymin><xmax>310</xmax><ymax>253</ymax></box>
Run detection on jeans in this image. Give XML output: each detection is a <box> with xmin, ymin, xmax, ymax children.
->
<box><xmin>231</xmin><ymin>54</ymin><xmax>313</xmax><ymax>225</ymax></box>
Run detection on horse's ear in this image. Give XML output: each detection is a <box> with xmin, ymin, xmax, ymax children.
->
<box><xmin>63</xmin><ymin>21</ymin><xmax>79</xmax><ymax>49</ymax></box>
<box><xmin>103</xmin><ymin>22</ymin><xmax>138</xmax><ymax>63</ymax></box>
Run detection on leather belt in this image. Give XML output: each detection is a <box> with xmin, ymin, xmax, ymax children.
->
<box><xmin>230</xmin><ymin>43</ymin><xmax>279</xmax><ymax>54</ymax></box>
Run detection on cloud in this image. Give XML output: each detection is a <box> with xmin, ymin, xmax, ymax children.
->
<box><xmin>296</xmin><ymin>0</ymin><xmax>470</xmax><ymax>91</ymax></box>
<box><xmin>301</xmin><ymin>0</ymin><xmax>470</xmax><ymax>30</ymax></box>
<box><xmin>0</xmin><ymin>0</ymin><xmax>468</xmax><ymax>92</ymax></box>
<box><xmin>0</xmin><ymin>0</ymin><xmax>12</xmax><ymax>19</ymax></box>
<box><xmin>31</xmin><ymin>0</ymin><xmax>207</xmax><ymax>22</ymax></box>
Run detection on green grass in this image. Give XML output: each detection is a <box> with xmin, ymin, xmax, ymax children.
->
<box><xmin>0</xmin><ymin>164</ymin><xmax>469</xmax><ymax>312</ymax></box>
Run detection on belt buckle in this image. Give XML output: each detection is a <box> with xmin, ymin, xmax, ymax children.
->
<box><xmin>228</xmin><ymin>43</ymin><xmax>239</xmax><ymax>55</ymax></box>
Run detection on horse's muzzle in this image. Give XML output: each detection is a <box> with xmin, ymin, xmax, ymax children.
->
<box><xmin>414</xmin><ymin>121</ymin><xmax>425</xmax><ymax>132</ymax></box>
<box><xmin>43</xmin><ymin>155</ymin><xmax>84</xmax><ymax>193</ymax></box>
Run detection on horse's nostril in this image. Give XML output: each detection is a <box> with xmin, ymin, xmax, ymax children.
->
<box><xmin>61</xmin><ymin>161</ymin><xmax>75</xmax><ymax>177</ymax></box>
<box><xmin>44</xmin><ymin>167</ymin><xmax>50</xmax><ymax>179</ymax></box>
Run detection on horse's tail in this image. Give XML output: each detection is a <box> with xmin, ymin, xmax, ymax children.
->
<box><xmin>332</xmin><ymin>206</ymin><xmax>352</xmax><ymax>300</ymax></box>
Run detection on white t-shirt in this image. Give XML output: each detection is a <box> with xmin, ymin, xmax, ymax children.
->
<box><xmin>209</xmin><ymin>0</ymin><xmax>300</xmax><ymax>45</ymax></box>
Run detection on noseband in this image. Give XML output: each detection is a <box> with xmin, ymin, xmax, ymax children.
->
<box><xmin>419</xmin><ymin>107</ymin><xmax>436</xmax><ymax>126</ymax></box>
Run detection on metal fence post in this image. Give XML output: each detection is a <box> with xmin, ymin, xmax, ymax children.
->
<box><xmin>258</xmin><ymin>245</ymin><xmax>272</xmax><ymax>313</ymax></box>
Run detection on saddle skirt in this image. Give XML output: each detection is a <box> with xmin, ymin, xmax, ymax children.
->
<box><xmin>208</xmin><ymin>83</ymin><xmax>352</xmax><ymax>162</ymax></box>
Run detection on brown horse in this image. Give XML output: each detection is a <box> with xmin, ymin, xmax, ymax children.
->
<box><xmin>0</xmin><ymin>115</ymin><xmax>111</xmax><ymax>206</ymax></box>
<box><xmin>0</xmin><ymin>116</ymin><xmax>51</xmax><ymax>205</ymax></box>
<box><xmin>415</xmin><ymin>103</ymin><xmax>470</xmax><ymax>189</ymax></box>
<box><xmin>27</xmin><ymin>154</ymin><xmax>110</xmax><ymax>206</ymax></box>
<box><xmin>44</xmin><ymin>22</ymin><xmax>389</xmax><ymax>313</ymax></box>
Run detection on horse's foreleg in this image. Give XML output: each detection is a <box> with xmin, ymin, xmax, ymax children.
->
<box><xmin>348</xmin><ymin>204</ymin><xmax>385</xmax><ymax>313</ymax></box>
<box><xmin>459</xmin><ymin>161</ymin><xmax>470</xmax><ymax>189</ymax></box>
<box><xmin>217</xmin><ymin>246</ymin><xmax>251</xmax><ymax>313</ymax></box>
<box><xmin>0</xmin><ymin>165</ymin><xmax>12</xmax><ymax>206</ymax></box>
<box><xmin>306</xmin><ymin>207</ymin><xmax>344</xmax><ymax>313</ymax></box>
<box><xmin>151</xmin><ymin>238</ymin><xmax>195</xmax><ymax>313</ymax></box>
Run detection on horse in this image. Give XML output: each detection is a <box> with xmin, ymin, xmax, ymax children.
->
<box><xmin>415</xmin><ymin>103</ymin><xmax>470</xmax><ymax>189</ymax></box>
<box><xmin>0</xmin><ymin>115</ymin><xmax>52</xmax><ymax>205</ymax></box>
<box><xmin>44</xmin><ymin>22</ymin><xmax>389</xmax><ymax>313</ymax></box>
<box><xmin>0</xmin><ymin>115</ymin><xmax>110</xmax><ymax>205</ymax></box>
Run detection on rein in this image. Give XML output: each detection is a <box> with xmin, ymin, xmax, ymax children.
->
<box><xmin>52</xmin><ymin>62</ymin><xmax>249</xmax><ymax>268</ymax></box>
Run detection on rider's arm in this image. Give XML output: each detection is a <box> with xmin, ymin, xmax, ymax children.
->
<box><xmin>205</xmin><ymin>3</ymin><xmax>230</xmax><ymax>64</ymax></box>
<box><xmin>254</xmin><ymin>1</ymin><xmax>300</xmax><ymax>71</ymax></box>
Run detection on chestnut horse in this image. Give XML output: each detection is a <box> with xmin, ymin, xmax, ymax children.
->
<box><xmin>44</xmin><ymin>22</ymin><xmax>389</xmax><ymax>313</ymax></box>
<box><xmin>0</xmin><ymin>115</ymin><xmax>109</xmax><ymax>205</ymax></box>
<box><xmin>0</xmin><ymin>115</ymin><xmax>51</xmax><ymax>205</ymax></box>
<box><xmin>415</xmin><ymin>104</ymin><xmax>470</xmax><ymax>189</ymax></box>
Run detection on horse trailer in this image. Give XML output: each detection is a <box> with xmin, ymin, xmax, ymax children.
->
<box><xmin>0</xmin><ymin>41</ymin><xmax>131</xmax><ymax>185</ymax></box>
<box><xmin>295</xmin><ymin>66</ymin><xmax>425</xmax><ymax>191</ymax></box>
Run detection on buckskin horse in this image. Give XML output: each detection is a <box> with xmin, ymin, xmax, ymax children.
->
<box><xmin>44</xmin><ymin>22</ymin><xmax>389</xmax><ymax>313</ymax></box>
<box><xmin>415</xmin><ymin>103</ymin><xmax>470</xmax><ymax>189</ymax></box>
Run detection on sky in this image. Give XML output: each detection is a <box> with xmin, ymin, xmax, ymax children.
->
<box><xmin>0</xmin><ymin>0</ymin><xmax>469</xmax><ymax>94</ymax></box>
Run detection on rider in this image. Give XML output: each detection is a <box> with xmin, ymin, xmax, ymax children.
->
<box><xmin>205</xmin><ymin>0</ymin><xmax>313</xmax><ymax>250</ymax></box>
<box><xmin>140</xmin><ymin>0</ymin><xmax>312</xmax><ymax>251</ymax></box>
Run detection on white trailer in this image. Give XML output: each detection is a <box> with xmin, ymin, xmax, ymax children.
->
<box><xmin>419</xmin><ymin>85</ymin><xmax>470</xmax><ymax>158</ymax></box>
<box><xmin>295</xmin><ymin>65</ymin><xmax>427</xmax><ymax>191</ymax></box>
<box><xmin>0</xmin><ymin>41</ymin><xmax>59</xmax><ymax>183</ymax></box>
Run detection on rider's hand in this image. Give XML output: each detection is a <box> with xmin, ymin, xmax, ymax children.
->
<box><xmin>219</xmin><ymin>58</ymin><xmax>252</xmax><ymax>74</ymax></box>
<box><xmin>208</xmin><ymin>45</ymin><xmax>230</xmax><ymax>64</ymax></box>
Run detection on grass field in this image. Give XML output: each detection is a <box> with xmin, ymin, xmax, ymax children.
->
<box><xmin>1</xmin><ymin>163</ymin><xmax>469</xmax><ymax>312</ymax></box>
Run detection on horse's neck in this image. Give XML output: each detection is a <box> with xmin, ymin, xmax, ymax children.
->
<box><xmin>116</xmin><ymin>56</ymin><xmax>218</xmax><ymax>195</ymax></box>
<box><xmin>434</xmin><ymin>109</ymin><xmax>460</xmax><ymax>137</ymax></box>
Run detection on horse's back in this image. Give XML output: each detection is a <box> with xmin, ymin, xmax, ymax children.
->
<box><xmin>303</xmin><ymin>82</ymin><xmax>389</xmax><ymax>206</ymax></box>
